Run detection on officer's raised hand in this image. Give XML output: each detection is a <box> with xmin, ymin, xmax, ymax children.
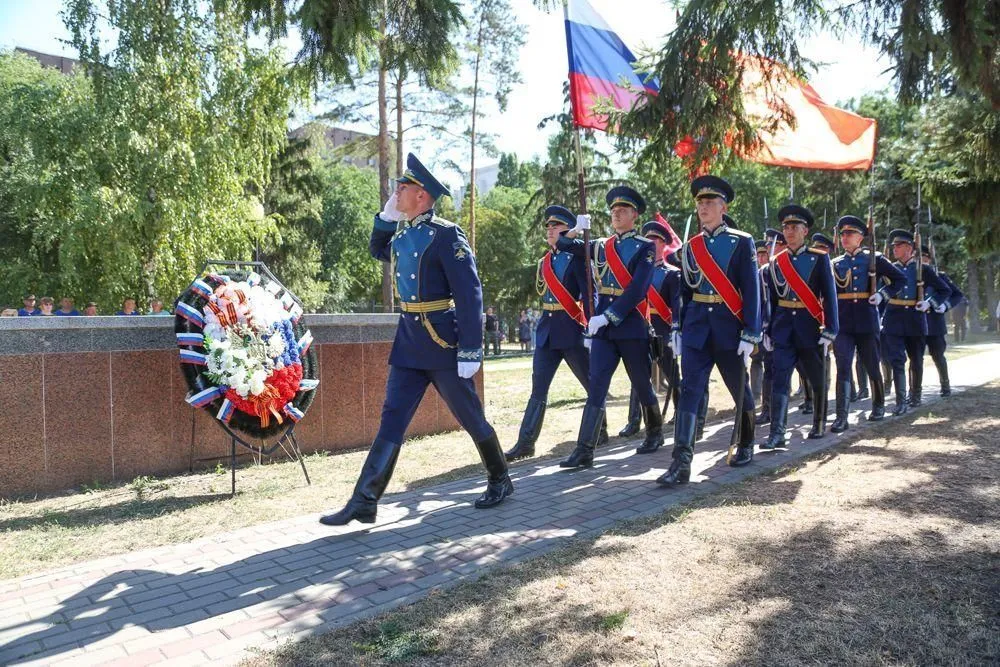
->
<box><xmin>586</xmin><ymin>314</ymin><xmax>608</xmax><ymax>336</ymax></box>
<box><xmin>380</xmin><ymin>193</ymin><xmax>402</xmax><ymax>222</ymax></box>
<box><xmin>868</xmin><ymin>292</ymin><xmax>884</xmax><ymax>306</ymax></box>
<box><xmin>457</xmin><ymin>360</ymin><xmax>481</xmax><ymax>379</ymax></box>
<box><xmin>915</xmin><ymin>299</ymin><xmax>932</xmax><ymax>312</ymax></box>
<box><xmin>575</xmin><ymin>214</ymin><xmax>591</xmax><ymax>230</ymax></box>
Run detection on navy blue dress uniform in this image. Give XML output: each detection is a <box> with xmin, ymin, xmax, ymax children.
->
<box><xmin>557</xmin><ymin>186</ymin><xmax>663</xmax><ymax>467</ymax></box>
<box><xmin>828</xmin><ymin>216</ymin><xmax>906</xmax><ymax>431</ymax></box>
<box><xmin>881</xmin><ymin>229</ymin><xmax>951</xmax><ymax>414</ymax></box>
<box><xmin>321</xmin><ymin>153</ymin><xmax>512</xmax><ymax>526</ymax></box>
<box><xmin>921</xmin><ymin>245</ymin><xmax>963</xmax><ymax>397</ymax></box>
<box><xmin>504</xmin><ymin>206</ymin><xmax>607</xmax><ymax>461</ymax></box>
<box><xmin>751</xmin><ymin>239</ymin><xmax>772</xmax><ymax>424</ymax></box>
<box><xmin>659</xmin><ymin>176</ymin><xmax>762</xmax><ymax>486</ymax></box>
<box><xmin>760</xmin><ymin>205</ymin><xmax>840</xmax><ymax>449</ymax></box>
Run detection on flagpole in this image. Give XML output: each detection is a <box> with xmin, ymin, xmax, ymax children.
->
<box><xmin>565</xmin><ymin>1</ymin><xmax>594</xmax><ymax>320</ymax></box>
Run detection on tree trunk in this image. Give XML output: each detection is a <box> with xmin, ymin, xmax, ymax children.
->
<box><xmin>966</xmin><ymin>258</ymin><xmax>980</xmax><ymax>331</ymax></box>
<box><xmin>468</xmin><ymin>14</ymin><xmax>485</xmax><ymax>254</ymax></box>
<box><xmin>395</xmin><ymin>71</ymin><xmax>405</xmax><ymax>179</ymax></box>
<box><xmin>985</xmin><ymin>254</ymin><xmax>998</xmax><ymax>332</ymax></box>
<box><xmin>378</xmin><ymin>12</ymin><xmax>393</xmax><ymax>313</ymax></box>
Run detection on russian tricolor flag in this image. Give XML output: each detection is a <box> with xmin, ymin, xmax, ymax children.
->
<box><xmin>565</xmin><ymin>0</ymin><xmax>659</xmax><ymax>131</ymax></box>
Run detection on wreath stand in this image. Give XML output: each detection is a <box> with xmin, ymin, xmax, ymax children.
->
<box><xmin>191</xmin><ymin>258</ymin><xmax>315</xmax><ymax>496</ymax></box>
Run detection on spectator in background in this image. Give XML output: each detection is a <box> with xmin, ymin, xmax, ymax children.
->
<box><xmin>55</xmin><ymin>297</ymin><xmax>80</xmax><ymax>316</ymax></box>
<box><xmin>1</xmin><ymin>308</ymin><xmax>18</xmax><ymax>317</ymax></box>
<box><xmin>484</xmin><ymin>306</ymin><xmax>500</xmax><ymax>355</ymax></box>
<box><xmin>527</xmin><ymin>306</ymin><xmax>539</xmax><ymax>351</ymax></box>
<box><xmin>951</xmin><ymin>296</ymin><xmax>969</xmax><ymax>342</ymax></box>
<box><xmin>116</xmin><ymin>298</ymin><xmax>139</xmax><ymax>316</ymax></box>
<box><xmin>83</xmin><ymin>302</ymin><xmax>98</xmax><ymax>316</ymax></box>
<box><xmin>148</xmin><ymin>298</ymin><xmax>171</xmax><ymax>316</ymax></box>
<box><xmin>995</xmin><ymin>299</ymin><xmax>1000</xmax><ymax>335</ymax></box>
<box><xmin>18</xmin><ymin>294</ymin><xmax>40</xmax><ymax>316</ymax></box>
<box><xmin>38</xmin><ymin>297</ymin><xmax>55</xmax><ymax>315</ymax></box>
<box><xmin>518</xmin><ymin>309</ymin><xmax>531</xmax><ymax>352</ymax></box>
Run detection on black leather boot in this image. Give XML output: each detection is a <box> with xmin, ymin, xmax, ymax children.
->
<box><xmin>729</xmin><ymin>410</ymin><xmax>755</xmax><ymax>466</ymax></box>
<box><xmin>909</xmin><ymin>363</ymin><xmax>923</xmax><ymax>407</ymax></box>
<box><xmin>856</xmin><ymin>358</ymin><xmax>870</xmax><ymax>400</ymax></box>
<box><xmin>891</xmin><ymin>368</ymin><xmax>908</xmax><ymax>416</ymax></box>
<box><xmin>635</xmin><ymin>404</ymin><xmax>664</xmax><ymax>454</ymax></box>
<box><xmin>695</xmin><ymin>389</ymin><xmax>709</xmax><ymax>441</ymax></box>
<box><xmin>320</xmin><ymin>437</ymin><xmax>401</xmax><ymax>525</ymax></box>
<box><xmin>618</xmin><ymin>390</ymin><xmax>642</xmax><ymax>437</ymax></box>
<box><xmin>598</xmin><ymin>415</ymin><xmax>610</xmax><ymax>446</ymax></box>
<box><xmin>474</xmin><ymin>432</ymin><xmax>514</xmax><ymax>508</ymax></box>
<box><xmin>934</xmin><ymin>355</ymin><xmax>951</xmax><ymax>396</ymax></box>
<box><xmin>800</xmin><ymin>375</ymin><xmax>814</xmax><ymax>414</ymax></box>
<box><xmin>760</xmin><ymin>393</ymin><xmax>789</xmax><ymax>450</ymax></box>
<box><xmin>868</xmin><ymin>371</ymin><xmax>886</xmax><ymax>421</ymax></box>
<box><xmin>849</xmin><ymin>379</ymin><xmax>859</xmax><ymax>402</ymax></box>
<box><xmin>807</xmin><ymin>373</ymin><xmax>827</xmax><ymax>439</ymax></box>
<box><xmin>883</xmin><ymin>360</ymin><xmax>893</xmax><ymax>393</ymax></box>
<box><xmin>657</xmin><ymin>411</ymin><xmax>696</xmax><ymax>486</ymax></box>
<box><xmin>504</xmin><ymin>397</ymin><xmax>545</xmax><ymax>461</ymax></box>
<box><xmin>830</xmin><ymin>380</ymin><xmax>851</xmax><ymax>433</ymax></box>
<box><xmin>561</xmin><ymin>404</ymin><xmax>604</xmax><ymax>468</ymax></box>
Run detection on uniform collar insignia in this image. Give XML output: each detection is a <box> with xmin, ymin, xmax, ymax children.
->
<box><xmin>406</xmin><ymin>209</ymin><xmax>434</xmax><ymax>227</ymax></box>
<box><xmin>791</xmin><ymin>244</ymin><xmax>809</xmax><ymax>256</ymax></box>
<box><xmin>707</xmin><ymin>223</ymin><xmax>727</xmax><ymax>237</ymax></box>
<box><xmin>616</xmin><ymin>229</ymin><xmax>637</xmax><ymax>240</ymax></box>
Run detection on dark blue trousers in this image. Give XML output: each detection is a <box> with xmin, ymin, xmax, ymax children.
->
<box><xmin>926</xmin><ymin>334</ymin><xmax>947</xmax><ymax>365</ymax></box>
<box><xmin>679</xmin><ymin>337</ymin><xmax>753</xmax><ymax>414</ymax></box>
<box><xmin>884</xmin><ymin>334</ymin><xmax>925</xmax><ymax>373</ymax></box>
<box><xmin>834</xmin><ymin>333</ymin><xmax>880</xmax><ymax>388</ymax></box>
<box><xmin>530</xmin><ymin>344</ymin><xmax>590</xmax><ymax>401</ymax></box>
<box><xmin>771</xmin><ymin>342</ymin><xmax>825</xmax><ymax>403</ymax></box>
<box><xmin>587</xmin><ymin>338</ymin><xmax>657</xmax><ymax>409</ymax></box>
<box><xmin>376</xmin><ymin>365</ymin><xmax>493</xmax><ymax>444</ymax></box>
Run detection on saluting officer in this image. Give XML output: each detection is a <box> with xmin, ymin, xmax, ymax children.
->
<box><xmin>920</xmin><ymin>245</ymin><xmax>964</xmax><ymax>397</ymax></box>
<box><xmin>504</xmin><ymin>206</ymin><xmax>608</xmax><ymax>461</ymax></box>
<box><xmin>659</xmin><ymin>176</ymin><xmax>761</xmax><ymax>486</ymax></box>
<box><xmin>321</xmin><ymin>154</ymin><xmax>512</xmax><ymax>526</ymax></box>
<box><xmin>828</xmin><ymin>216</ymin><xmax>905</xmax><ymax>431</ymax></box>
<box><xmin>558</xmin><ymin>186</ymin><xmax>663</xmax><ymax>467</ymax></box>
<box><xmin>882</xmin><ymin>229</ymin><xmax>951</xmax><ymax>413</ymax></box>
<box><xmin>759</xmin><ymin>205</ymin><xmax>839</xmax><ymax>450</ymax></box>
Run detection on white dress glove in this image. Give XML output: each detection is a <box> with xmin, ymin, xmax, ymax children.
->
<box><xmin>380</xmin><ymin>193</ymin><xmax>402</xmax><ymax>222</ymax></box>
<box><xmin>819</xmin><ymin>337</ymin><xmax>834</xmax><ymax>352</ymax></box>
<box><xmin>935</xmin><ymin>303</ymin><xmax>948</xmax><ymax>314</ymax></box>
<box><xmin>583</xmin><ymin>337</ymin><xmax>592</xmax><ymax>351</ymax></box>
<box><xmin>763</xmin><ymin>334</ymin><xmax>774</xmax><ymax>352</ymax></box>
<box><xmin>575</xmin><ymin>214</ymin><xmax>591</xmax><ymax>230</ymax></box>
<box><xmin>457</xmin><ymin>361</ymin><xmax>481</xmax><ymax>379</ymax></box>
<box><xmin>868</xmin><ymin>292</ymin><xmax>884</xmax><ymax>306</ymax></box>
<box><xmin>915</xmin><ymin>299</ymin><xmax>931</xmax><ymax>312</ymax></box>
<box><xmin>737</xmin><ymin>340</ymin><xmax>754</xmax><ymax>366</ymax></box>
<box><xmin>669</xmin><ymin>330</ymin><xmax>681</xmax><ymax>354</ymax></box>
<box><xmin>587</xmin><ymin>314</ymin><xmax>609</xmax><ymax>336</ymax></box>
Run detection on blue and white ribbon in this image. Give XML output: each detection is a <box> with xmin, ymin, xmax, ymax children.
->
<box><xmin>176</xmin><ymin>302</ymin><xmax>205</xmax><ymax>327</ymax></box>
<box><xmin>176</xmin><ymin>332</ymin><xmax>204</xmax><ymax>347</ymax></box>
<box><xmin>297</xmin><ymin>331</ymin><xmax>313</xmax><ymax>355</ymax></box>
<box><xmin>217</xmin><ymin>398</ymin><xmax>235</xmax><ymax>423</ymax></box>
<box><xmin>282</xmin><ymin>402</ymin><xmax>304</xmax><ymax>422</ymax></box>
<box><xmin>246</xmin><ymin>271</ymin><xmax>261</xmax><ymax>286</ymax></box>
<box><xmin>190</xmin><ymin>279</ymin><xmax>213</xmax><ymax>299</ymax></box>
<box><xmin>186</xmin><ymin>385</ymin><xmax>224</xmax><ymax>407</ymax></box>
<box><xmin>298</xmin><ymin>378</ymin><xmax>319</xmax><ymax>392</ymax></box>
<box><xmin>179</xmin><ymin>349</ymin><xmax>208</xmax><ymax>366</ymax></box>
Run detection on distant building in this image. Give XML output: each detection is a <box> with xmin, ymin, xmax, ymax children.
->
<box><xmin>15</xmin><ymin>47</ymin><xmax>80</xmax><ymax>75</ymax></box>
<box><xmin>453</xmin><ymin>163</ymin><xmax>500</xmax><ymax>206</ymax></box>
<box><xmin>290</xmin><ymin>122</ymin><xmax>395</xmax><ymax>172</ymax></box>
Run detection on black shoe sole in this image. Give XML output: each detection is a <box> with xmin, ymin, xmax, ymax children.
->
<box><xmin>656</xmin><ymin>474</ymin><xmax>690</xmax><ymax>486</ymax></box>
<box><xmin>635</xmin><ymin>444</ymin><xmax>662</xmax><ymax>454</ymax></box>
<box><xmin>474</xmin><ymin>482</ymin><xmax>514</xmax><ymax>508</ymax></box>
<box><xmin>319</xmin><ymin>513</ymin><xmax>376</xmax><ymax>526</ymax></box>
<box><xmin>504</xmin><ymin>451</ymin><xmax>534</xmax><ymax>462</ymax></box>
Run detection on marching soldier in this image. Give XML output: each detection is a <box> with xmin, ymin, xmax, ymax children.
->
<box><xmin>504</xmin><ymin>206</ymin><xmax>608</xmax><ymax>461</ymax></box>
<box><xmin>321</xmin><ymin>154</ymin><xmax>512</xmax><ymax>526</ymax></box>
<box><xmin>750</xmin><ymin>239</ymin><xmax>771</xmax><ymax>423</ymax></box>
<box><xmin>828</xmin><ymin>216</ymin><xmax>905</xmax><ymax>431</ymax></box>
<box><xmin>642</xmin><ymin>217</ymin><xmax>683</xmax><ymax>425</ymax></box>
<box><xmin>759</xmin><ymin>205</ymin><xmax>839</xmax><ymax>450</ymax></box>
<box><xmin>558</xmin><ymin>186</ymin><xmax>663</xmax><ymax>467</ymax></box>
<box><xmin>920</xmin><ymin>245</ymin><xmax>964</xmax><ymax>397</ymax></box>
<box><xmin>756</xmin><ymin>228</ymin><xmax>786</xmax><ymax>426</ymax></box>
<box><xmin>882</xmin><ymin>229</ymin><xmax>951</xmax><ymax>414</ymax></box>
<box><xmin>659</xmin><ymin>176</ymin><xmax>760</xmax><ymax>486</ymax></box>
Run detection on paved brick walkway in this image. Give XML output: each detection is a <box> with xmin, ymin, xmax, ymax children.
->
<box><xmin>2</xmin><ymin>345</ymin><xmax>998</xmax><ymax>666</ymax></box>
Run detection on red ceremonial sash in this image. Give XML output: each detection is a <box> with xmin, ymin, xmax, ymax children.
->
<box><xmin>646</xmin><ymin>283</ymin><xmax>672</xmax><ymax>326</ymax></box>
<box><xmin>775</xmin><ymin>249</ymin><xmax>825</xmax><ymax>325</ymax></box>
<box><xmin>604</xmin><ymin>237</ymin><xmax>649</xmax><ymax>318</ymax></box>
<box><xmin>542</xmin><ymin>253</ymin><xmax>587</xmax><ymax>326</ymax></box>
<box><xmin>688</xmin><ymin>233</ymin><xmax>744</xmax><ymax>323</ymax></box>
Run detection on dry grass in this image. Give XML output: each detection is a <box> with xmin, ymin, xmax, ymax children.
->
<box><xmin>246</xmin><ymin>382</ymin><xmax>1000</xmax><ymax>667</ymax></box>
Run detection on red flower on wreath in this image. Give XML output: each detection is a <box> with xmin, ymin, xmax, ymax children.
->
<box><xmin>224</xmin><ymin>363</ymin><xmax>303</xmax><ymax>428</ymax></box>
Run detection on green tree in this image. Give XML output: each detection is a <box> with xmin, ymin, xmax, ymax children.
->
<box><xmin>61</xmin><ymin>0</ymin><xmax>300</xmax><ymax>308</ymax></box>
